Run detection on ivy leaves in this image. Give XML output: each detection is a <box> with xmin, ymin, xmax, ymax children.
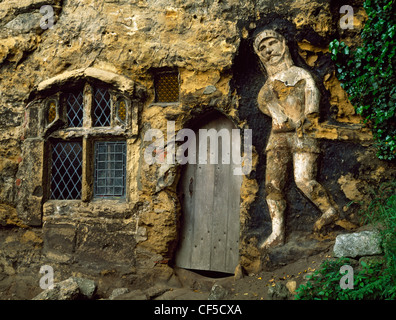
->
<box><xmin>330</xmin><ymin>0</ymin><xmax>396</xmax><ymax>160</ymax></box>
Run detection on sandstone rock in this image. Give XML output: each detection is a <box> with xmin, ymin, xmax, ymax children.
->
<box><xmin>234</xmin><ymin>264</ymin><xmax>245</xmax><ymax>280</ymax></box>
<box><xmin>333</xmin><ymin>231</ymin><xmax>382</xmax><ymax>258</ymax></box>
<box><xmin>286</xmin><ymin>280</ymin><xmax>297</xmax><ymax>295</ymax></box>
<box><xmin>203</xmin><ymin>85</ymin><xmax>217</xmax><ymax>95</ymax></box>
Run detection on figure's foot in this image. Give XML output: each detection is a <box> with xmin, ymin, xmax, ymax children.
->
<box><xmin>313</xmin><ymin>207</ymin><xmax>338</xmax><ymax>232</ymax></box>
<box><xmin>259</xmin><ymin>232</ymin><xmax>285</xmax><ymax>249</ymax></box>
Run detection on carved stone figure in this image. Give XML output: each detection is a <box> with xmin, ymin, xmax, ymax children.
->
<box><xmin>254</xmin><ymin>29</ymin><xmax>338</xmax><ymax>249</ymax></box>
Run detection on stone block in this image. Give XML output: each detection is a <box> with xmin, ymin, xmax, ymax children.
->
<box><xmin>43</xmin><ymin>222</ymin><xmax>76</xmax><ymax>263</ymax></box>
<box><xmin>74</xmin><ymin>221</ymin><xmax>137</xmax><ymax>265</ymax></box>
<box><xmin>333</xmin><ymin>230</ymin><xmax>382</xmax><ymax>258</ymax></box>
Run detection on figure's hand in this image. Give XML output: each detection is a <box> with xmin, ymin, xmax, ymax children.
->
<box><xmin>297</xmin><ymin>113</ymin><xmax>319</xmax><ymax>138</ymax></box>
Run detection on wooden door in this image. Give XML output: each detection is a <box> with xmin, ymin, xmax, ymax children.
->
<box><xmin>175</xmin><ymin>115</ymin><xmax>242</xmax><ymax>274</ymax></box>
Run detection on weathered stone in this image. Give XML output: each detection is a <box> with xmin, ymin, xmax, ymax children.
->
<box><xmin>203</xmin><ymin>85</ymin><xmax>217</xmax><ymax>95</ymax></box>
<box><xmin>32</xmin><ymin>277</ymin><xmax>97</xmax><ymax>300</ymax></box>
<box><xmin>32</xmin><ymin>278</ymin><xmax>80</xmax><ymax>300</ymax></box>
<box><xmin>109</xmin><ymin>288</ymin><xmax>130</xmax><ymax>300</ymax></box>
<box><xmin>144</xmin><ymin>284</ymin><xmax>170</xmax><ymax>300</ymax></box>
<box><xmin>267</xmin><ymin>282</ymin><xmax>290</xmax><ymax>300</ymax></box>
<box><xmin>208</xmin><ymin>284</ymin><xmax>228</xmax><ymax>300</ymax></box>
<box><xmin>111</xmin><ymin>289</ymin><xmax>147</xmax><ymax>300</ymax></box>
<box><xmin>234</xmin><ymin>264</ymin><xmax>245</xmax><ymax>281</ymax></box>
<box><xmin>333</xmin><ymin>231</ymin><xmax>382</xmax><ymax>258</ymax></box>
<box><xmin>286</xmin><ymin>280</ymin><xmax>297</xmax><ymax>295</ymax></box>
<box><xmin>70</xmin><ymin>277</ymin><xmax>97</xmax><ymax>299</ymax></box>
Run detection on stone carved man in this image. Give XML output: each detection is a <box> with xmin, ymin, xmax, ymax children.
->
<box><xmin>254</xmin><ymin>29</ymin><xmax>338</xmax><ymax>249</ymax></box>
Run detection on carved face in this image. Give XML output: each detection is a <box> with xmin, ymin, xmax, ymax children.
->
<box><xmin>256</xmin><ymin>37</ymin><xmax>284</xmax><ymax>66</ymax></box>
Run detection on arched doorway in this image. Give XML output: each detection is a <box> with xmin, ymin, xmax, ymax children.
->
<box><xmin>175</xmin><ymin>112</ymin><xmax>242</xmax><ymax>274</ymax></box>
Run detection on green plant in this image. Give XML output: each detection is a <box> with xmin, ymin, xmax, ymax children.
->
<box><xmin>295</xmin><ymin>181</ymin><xmax>396</xmax><ymax>300</ymax></box>
<box><xmin>295</xmin><ymin>258</ymin><xmax>395</xmax><ymax>300</ymax></box>
<box><xmin>329</xmin><ymin>0</ymin><xmax>396</xmax><ymax>160</ymax></box>
<box><xmin>359</xmin><ymin>182</ymin><xmax>396</xmax><ymax>277</ymax></box>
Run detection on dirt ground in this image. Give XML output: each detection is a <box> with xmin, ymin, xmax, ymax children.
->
<box><xmin>226</xmin><ymin>249</ymin><xmax>332</xmax><ymax>300</ymax></box>
<box><xmin>157</xmin><ymin>246</ymin><xmax>334</xmax><ymax>301</ymax></box>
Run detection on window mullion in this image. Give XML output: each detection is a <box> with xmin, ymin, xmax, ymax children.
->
<box><xmin>83</xmin><ymin>83</ymin><xmax>93</xmax><ymax>128</ymax></box>
<box><xmin>82</xmin><ymin>137</ymin><xmax>94</xmax><ymax>202</ymax></box>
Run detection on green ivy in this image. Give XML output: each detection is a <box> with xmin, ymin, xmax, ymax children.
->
<box><xmin>329</xmin><ymin>0</ymin><xmax>396</xmax><ymax>160</ymax></box>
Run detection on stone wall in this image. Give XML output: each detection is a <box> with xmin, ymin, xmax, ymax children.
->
<box><xmin>1</xmin><ymin>0</ymin><xmax>395</xmax><ymax>298</ymax></box>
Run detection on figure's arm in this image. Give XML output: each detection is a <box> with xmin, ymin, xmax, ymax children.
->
<box><xmin>297</xmin><ymin>76</ymin><xmax>320</xmax><ymax>137</ymax></box>
<box><xmin>304</xmin><ymin>76</ymin><xmax>320</xmax><ymax>120</ymax></box>
<box><xmin>257</xmin><ymin>85</ymin><xmax>271</xmax><ymax>117</ymax></box>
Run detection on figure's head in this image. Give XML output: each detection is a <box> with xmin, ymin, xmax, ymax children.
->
<box><xmin>253</xmin><ymin>29</ymin><xmax>293</xmax><ymax>73</ymax></box>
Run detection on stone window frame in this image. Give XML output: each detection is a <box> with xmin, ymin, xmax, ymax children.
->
<box><xmin>42</xmin><ymin>80</ymin><xmax>134</xmax><ymax>203</ymax></box>
<box><xmin>19</xmin><ymin>68</ymin><xmax>145</xmax><ymax>226</ymax></box>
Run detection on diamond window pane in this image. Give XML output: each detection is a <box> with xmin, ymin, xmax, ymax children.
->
<box><xmin>66</xmin><ymin>91</ymin><xmax>84</xmax><ymax>127</ymax></box>
<box><xmin>94</xmin><ymin>141</ymin><xmax>126</xmax><ymax>198</ymax></box>
<box><xmin>50</xmin><ymin>141</ymin><xmax>82</xmax><ymax>200</ymax></box>
<box><xmin>94</xmin><ymin>88</ymin><xmax>111</xmax><ymax>127</ymax></box>
<box><xmin>155</xmin><ymin>72</ymin><xmax>179</xmax><ymax>103</ymax></box>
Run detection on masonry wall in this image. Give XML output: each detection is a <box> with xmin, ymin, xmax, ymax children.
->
<box><xmin>1</xmin><ymin>0</ymin><xmax>395</xmax><ymax>298</ymax></box>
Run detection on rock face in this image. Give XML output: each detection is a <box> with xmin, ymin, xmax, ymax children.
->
<box><xmin>0</xmin><ymin>0</ymin><xmax>395</xmax><ymax>299</ymax></box>
<box><xmin>333</xmin><ymin>231</ymin><xmax>382</xmax><ymax>258</ymax></box>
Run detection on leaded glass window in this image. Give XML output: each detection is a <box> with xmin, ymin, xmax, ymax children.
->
<box><xmin>66</xmin><ymin>91</ymin><xmax>84</xmax><ymax>127</ymax></box>
<box><xmin>93</xmin><ymin>88</ymin><xmax>111</xmax><ymax>127</ymax></box>
<box><xmin>117</xmin><ymin>99</ymin><xmax>127</xmax><ymax>124</ymax></box>
<box><xmin>47</xmin><ymin>100</ymin><xmax>57</xmax><ymax>124</ymax></box>
<box><xmin>94</xmin><ymin>141</ymin><xmax>126</xmax><ymax>198</ymax></box>
<box><xmin>50</xmin><ymin>141</ymin><xmax>82</xmax><ymax>200</ymax></box>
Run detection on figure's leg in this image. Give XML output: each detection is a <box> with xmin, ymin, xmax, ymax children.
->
<box><xmin>293</xmin><ymin>152</ymin><xmax>338</xmax><ymax>232</ymax></box>
<box><xmin>260</xmin><ymin>149</ymin><xmax>290</xmax><ymax>249</ymax></box>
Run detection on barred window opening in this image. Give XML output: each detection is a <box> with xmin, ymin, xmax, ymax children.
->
<box><xmin>50</xmin><ymin>141</ymin><xmax>82</xmax><ymax>200</ymax></box>
<box><xmin>94</xmin><ymin>141</ymin><xmax>126</xmax><ymax>198</ymax></box>
<box><xmin>94</xmin><ymin>88</ymin><xmax>111</xmax><ymax>127</ymax></box>
<box><xmin>155</xmin><ymin>71</ymin><xmax>179</xmax><ymax>103</ymax></box>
